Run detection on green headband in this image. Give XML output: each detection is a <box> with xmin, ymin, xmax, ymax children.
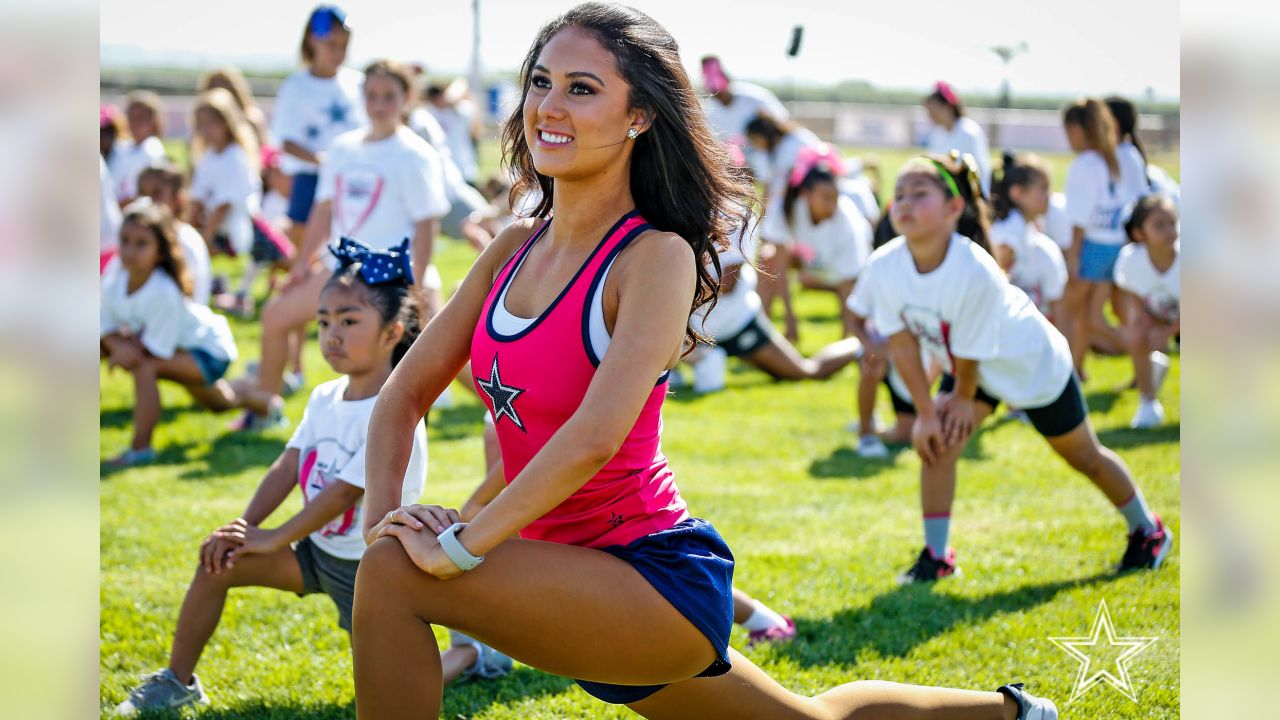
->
<box><xmin>928</xmin><ymin>159</ymin><xmax>963</xmax><ymax>198</ymax></box>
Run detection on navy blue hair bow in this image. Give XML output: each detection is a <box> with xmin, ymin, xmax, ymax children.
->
<box><xmin>329</xmin><ymin>237</ymin><xmax>415</xmax><ymax>285</ymax></box>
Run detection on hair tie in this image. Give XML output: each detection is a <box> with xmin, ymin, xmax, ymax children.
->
<box><xmin>927</xmin><ymin>159</ymin><xmax>962</xmax><ymax>198</ymax></box>
<box><xmin>702</xmin><ymin>57</ymin><xmax>729</xmax><ymax>94</ymax></box>
<box><xmin>789</xmin><ymin>143</ymin><xmax>847</xmax><ymax>188</ymax></box>
<box><xmin>935</xmin><ymin>80</ymin><xmax>959</xmax><ymax>107</ymax></box>
<box><xmin>329</xmin><ymin>236</ymin><xmax>414</xmax><ymax>285</ymax></box>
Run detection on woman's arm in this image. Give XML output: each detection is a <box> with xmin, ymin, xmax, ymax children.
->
<box><xmin>361</xmin><ymin>222</ymin><xmax>535</xmax><ymax>539</ymax></box>
<box><xmin>457</xmin><ymin>232</ymin><xmax>697</xmax><ymax>557</ymax></box>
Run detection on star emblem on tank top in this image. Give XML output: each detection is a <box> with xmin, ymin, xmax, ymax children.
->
<box><xmin>477</xmin><ymin>354</ymin><xmax>527</xmax><ymax>432</ymax></box>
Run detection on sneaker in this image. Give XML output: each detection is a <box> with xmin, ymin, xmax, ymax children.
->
<box><xmin>1118</xmin><ymin>515</ymin><xmax>1174</xmax><ymax>572</ymax></box>
<box><xmin>692</xmin><ymin>346</ymin><xmax>727</xmax><ymax>394</ymax></box>
<box><xmin>459</xmin><ymin>642</ymin><xmax>514</xmax><ymax>681</ymax></box>
<box><xmin>229</xmin><ymin>399</ymin><xmax>288</xmax><ymax>432</ymax></box>
<box><xmin>282</xmin><ymin>370</ymin><xmax>305</xmax><ymax>398</ymax></box>
<box><xmin>115</xmin><ymin>669</ymin><xmax>210</xmax><ymax>716</ymax></box>
<box><xmin>1005</xmin><ymin>408</ymin><xmax>1029</xmax><ymax>424</ymax></box>
<box><xmin>857</xmin><ymin>435</ymin><xmax>889</xmax><ymax>459</ymax></box>
<box><xmin>105</xmin><ymin>447</ymin><xmax>156</xmax><ymax>468</ymax></box>
<box><xmin>1150</xmin><ymin>351</ymin><xmax>1170</xmax><ymax>393</ymax></box>
<box><xmin>896</xmin><ymin>546</ymin><xmax>960</xmax><ymax>585</ymax></box>
<box><xmin>747</xmin><ymin>615</ymin><xmax>797</xmax><ymax>649</ymax></box>
<box><xmin>997</xmin><ymin>682</ymin><xmax>1057</xmax><ymax>720</ymax></box>
<box><xmin>1129</xmin><ymin>398</ymin><xmax>1165</xmax><ymax>429</ymax></box>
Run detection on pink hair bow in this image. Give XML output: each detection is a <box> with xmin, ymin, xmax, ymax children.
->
<box><xmin>788</xmin><ymin>142</ymin><xmax>847</xmax><ymax>187</ymax></box>
<box><xmin>702</xmin><ymin>57</ymin><xmax>729</xmax><ymax>94</ymax></box>
<box><xmin>935</xmin><ymin>80</ymin><xmax>959</xmax><ymax>107</ymax></box>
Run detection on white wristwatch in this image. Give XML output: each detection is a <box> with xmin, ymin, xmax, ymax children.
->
<box><xmin>438</xmin><ymin>523</ymin><xmax>484</xmax><ymax>571</ymax></box>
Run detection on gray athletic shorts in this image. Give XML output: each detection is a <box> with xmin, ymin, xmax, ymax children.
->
<box><xmin>294</xmin><ymin>536</ymin><xmax>360</xmax><ymax>632</ymax></box>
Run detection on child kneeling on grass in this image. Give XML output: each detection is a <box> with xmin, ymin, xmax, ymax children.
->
<box><xmin>115</xmin><ymin>238</ymin><xmax>510</xmax><ymax>716</ymax></box>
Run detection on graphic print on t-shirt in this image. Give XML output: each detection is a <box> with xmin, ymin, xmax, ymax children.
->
<box><xmin>1143</xmin><ymin>292</ymin><xmax>1180</xmax><ymax>323</ymax></box>
<box><xmin>298</xmin><ymin>440</ymin><xmax>359</xmax><ymax>538</ymax></box>
<box><xmin>900</xmin><ymin>304</ymin><xmax>953</xmax><ymax>373</ymax></box>
<box><xmin>334</xmin><ymin>164</ymin><xmax>386</xmax><ymax>238</ymax></box>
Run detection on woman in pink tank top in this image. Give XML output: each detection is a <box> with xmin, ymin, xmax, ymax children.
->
<box><xmin>350</xmin><ymin>4</ymin><xmax>1055</xmax><ymax>719</ymax></box>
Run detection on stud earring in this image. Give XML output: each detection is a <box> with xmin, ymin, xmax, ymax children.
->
<box><xmin>626</xmin><ymin>127</ymin><xmax>639</xmax><ymax>139</ymax></box>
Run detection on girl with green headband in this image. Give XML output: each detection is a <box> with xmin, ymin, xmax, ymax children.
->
<box><xmin>856</xmin><ymin>153</ymin><xmax>1172</xmax><ymax>584</ymax></box>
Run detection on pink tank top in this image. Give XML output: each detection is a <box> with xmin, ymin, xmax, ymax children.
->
<box><xmin>470</xmin><ymin>210</ymin><xmax>690</xmax><ymax>549</ymax></box>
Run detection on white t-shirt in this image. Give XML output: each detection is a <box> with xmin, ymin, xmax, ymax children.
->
<box><xmin>764</xmin><ymin>127</ymin><xmax>822</xmax><ymax>202</ymax></box>
<box><xmin>176</xmin><ymin>222</ymin><xmax>212</xmax><ymax>306</ymax></box>
<box><xmin>1064</xmin><ymin>150</ymin><xmax>1142</xmax><ymax>245</ymax></box>
<box><xmin>409</xmin><ymin>107</ymin><xmax>474</xmax><ymax>203</ymax></box>
<box><xmin>846</xmin><ymin>277</ymin><xmax>920</xmax><ymax>404</ymax></box>
<box><xmin>693</xmin><ymin>220</ymin><xmax>761</xmax><ymax>339</ymax></box>
<box><xmin>427</xmin><ymin>101</ymin><xmax>479</xmax><ymax>183</ymax></box>
<box><xmin>861</xmin><ymin>233</ymin><xmax>1074</xmax><ymax>408</ymax></box>
<box><xmin>1040</xmin><ymin>192</ymin><xmax>1073</xmax><ymax>250</ymax></box>
<box><xmin>925</xmin><ymin>117</ymin><xmax>992</xmax><ymax>195</ymax></box>
<box><xmin>286</xmin><ymin>376</ymin><xmax>427</xmax><ymax>560</ymax></box>
<box><xmin>702</xmin><ymin>81</ymin><xmax>789</xmax><ymax>179</ymax></box>
<box><xmin>761</xmin><ymin>193</ymin><xmax>872</xmax><ymax>285</ymax></box>
<box><xmin>991</xmin><ymin>210</ymin><xmax>1068</xmax><ymax>315</ymax></box>
<box><xmin>1118</xmin><ymin>142</ymin><xmax>1151</xmax><ymax>201</ymax></box>
<box><xmin>260</xmin><ymin>190</ymin><xmax>289</xmax><ymax>225</ymax></box>
<box><xmin>100</xmin><ymin>268</ymin><xmax>237</xmax><ymax>362</ymax></box>
<box><xmin>108</xmin><ymin>136</ymin><xmax>167</xmax><ymax>202</ymax></box>
<box><xmin>1114</xmin><ymin>242</ymin><xmax>1180</xmax><ymax>323</ymax></box>
<box><xmin>100</xmin><ymin>157</ymin><xmax>122</xmax><ymax>251</ymax></box>
<box><xmin>316</xmin><ymin>126</ymin><xmax>450</xmax><ymax>262</ymax></box>
<box><xmin>189</xmin><ymin>144</ymin><xmax>261</xmax><ymax>255</ymax></box>
<box><xmin>270</xmin><ymin>67</ymin><xmax>367</xmax><ymax>175</ymax></box>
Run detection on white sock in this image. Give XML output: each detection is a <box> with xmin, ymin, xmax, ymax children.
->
<box><xmin>742</xmin><ymin>601</ymin><xmax>788</xmax><ymax>632</ymax></box>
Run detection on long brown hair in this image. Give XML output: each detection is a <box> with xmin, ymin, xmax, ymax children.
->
<box><xmin>122</xmin><ymin>202</ymin><xmax>194</xmax><ymax>297</ymax></box>
<box><xmin>1064</xmin><ymin>98</ymin><xmax>1119</xmax><ymax>177</ymax></box>
<box><xmin>500</xmin><ymin>2</ymin><xmax>756</xmax><ymax>350</ymax></box>
<box><xmin>191</xmin><ymin>88</ymin><xmax>260</xmax><ymax>172</ymax></box>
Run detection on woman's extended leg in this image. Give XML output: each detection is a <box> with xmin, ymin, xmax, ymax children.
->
<box><xmin>352</xmin><ymin>536</ymin><xmax>717</xmax><ymax>718</ymax></box>
<box><xmin>627</xmin><ymin>648</ymin><xmax>1018</xmax><ymax>720</ymax></box>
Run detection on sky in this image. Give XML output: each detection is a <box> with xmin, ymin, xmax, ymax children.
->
<box><xmin>100</xmin><ymin>0</ymin><xmax>1180</xmax><ymax>100</ymax></box>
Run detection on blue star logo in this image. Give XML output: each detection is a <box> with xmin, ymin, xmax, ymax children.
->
<box><xmin>327</xmin><ymin>100</ymin><xmax>349</xmax><ymax>125</ymax></box>
<box><xmin>476</xmin><ymin>355</ymin><xmax>526</xmax><ymax>432</ymax></box>
<box><xmin>305</xmin><ymin>125</ymin><xmax>320</xmax><ymax>140</ymax></box>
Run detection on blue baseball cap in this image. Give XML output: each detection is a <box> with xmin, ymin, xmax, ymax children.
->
<box><xmin>308</xmin><ymin>5</ymin><xmax>351</xmax><ymax>38</ymax></box>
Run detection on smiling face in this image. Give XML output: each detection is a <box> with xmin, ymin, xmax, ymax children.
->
<box><xmin>523</xmin><ymin>27</ymin><xmax>642</xmax><ymax>181</ymax></box>
<box><xmin>891</xmin><ymin>169</ymin><xmax>964</xmax><ymax>241</ymax></box>
<box><xmin>316</xmin><ymin>282</ymin><xmax>398</xmax><ymax>376</ymax></box>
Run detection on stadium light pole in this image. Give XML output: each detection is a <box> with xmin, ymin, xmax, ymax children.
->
<box><xmin>470</xmin><ymin>0</ymin><xmax>484</xmax><ymax>123</ymax></box>
<box><xmin>987</xmin><ymin>41</ymin><xmax>1028</xmax><ymax>146</ymax></box>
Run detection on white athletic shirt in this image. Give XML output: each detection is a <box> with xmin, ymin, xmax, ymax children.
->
<box><xmin>100</xmin><ymin>157</ymin><xmax>122</xmax><ymax>251</ymax></box>
<box><xmin>761</xmin><ymin>193</ymin><xmax>872</xmax><ymax>285</ymax></box>
<box><xmin>408</xmin><ymin>107</ymin><xmax>473</xmax><ymax>203</ymax></box>
<box><xmin>1041</xmin><ymin>192</ymin><xmax>1073</xmax><ymax>250</ymax></box>
<box><xmin>176</xmin><ymin>222</ymin><xmax>212</xmax><ymax>306</ymax></box>
<box><xmin>764</xmin><ymin>127</ymin><xmax>822</xmax><ymax>202</ymax></box>
<box><xmin>1118</xmin><ymin>142</ymin><xmax>1151</xmax><ymax>201</ymax></box>
<box><xmin>189</xmin><ymin>143</ymin><xmax>261</xmax><ymax>255</ymax></box>
<box><xmin>1064</xmin><ymin>150</ymin><xmax>1142</xmax><ymax>245</ymax></box>
<box><xmin>286</xmin><ymin>376</ymin><xmax>427</xmax><ymax>560</ymax></box>
<box><xmin>1114</xmin><ymin>242</ymin><xmax>1180</xmax><ymax>323</ymax></box>
<box><xmin>427</xmin><ymin>101</ymin><xmax>479</xmax><ymax>183</ymax></box>
<box><xmin>846</xmin><ymin>275</ymin><xmax>920</xmax><ymax>403</ymax></box>
<box><xmin>861</xmin><ymin>233</ymin><xmax>1074</xmax><ymax>408</ymax></box>
<box><xmin>925</xmin><ymin>116</ymin><xmax>992</xmax><ymax>195</ymax></box>
<box><xmin>100</xmin><ymin>268</ymin><xmax>237</xmax><ymax>362</ymax></box>
<box><xmin>991</xmin><ymin>210</ymin><xmax>1068</xmax><ymax>315</ymax></box>
<box><xmin>693</xmin><ymin>221</ymin><xmax>761</xmax><ymax>340</ymax></box>
<box><xmin>315</xmin><ymin>126</ymin><xmax>450</xmax><ymax>264</ymax></box>
<box><xmin>702</xmin><ymin>81</ymin><xmax>789</xmax><ymax>178</ymax></box>
<box><xmin>270</xmin><ymin>67</ymin><xmax>367</xmax><ymax>175</ymax></box>
<box><xmin>108</xmin><ymin>136</ymin><xmax>167</xmax><ymax>202</ymax></box>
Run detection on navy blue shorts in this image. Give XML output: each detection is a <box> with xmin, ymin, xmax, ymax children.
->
<box><xmin>575</xmin><ymin>517</ymin><xmax>735</xmax><ymax>704</ymax></box>
<box><xmin>939</xmin><ymin>373</ymin><xmax>1087</xmax><ymax>438</ymax></box>
<box><xmin>286</xmin><ymin>172</ymin><xmax>320</xmax><ymax>224</ymax></box>
<box><xmin>719</xmin><ymin>313</ymin><xmax>773</xmax><ymax>358</ymax></box>
<box><xmin>189</xmin><ymin>349</ymin><xmax>230</xmax><ymax>386</ymax></box>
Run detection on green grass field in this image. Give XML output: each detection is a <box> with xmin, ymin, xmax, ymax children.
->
<box><xmin>101</xmin><ymin>146</ymin><xmax>1179</xmax><ymax>718</ymax></box>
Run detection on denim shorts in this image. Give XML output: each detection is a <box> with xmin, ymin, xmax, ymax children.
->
<box><xmin>574</xmin><ymin>517</ymin><xmax>735</xmax><ymax>704</ymax></box>
<box><xmin>188</xmin><ymin>349</ymin><xmax>230</xmax><ymax>386</ymax></box>
<box><xmin>286</xmin><ymin>172</ymin><xmax>320</xmax><ymax>224</ymax></box>
<box><xmin>1079</xmin><ymin>239</ymin><xmax>1124</xmax><ymax>282</ymax></box>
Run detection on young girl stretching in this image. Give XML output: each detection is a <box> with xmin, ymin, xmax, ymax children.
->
<box><xmin>858</xmin><ymin>154</ymin><xmax>1172</xmax><ymax>584</ymax></box>
<box><xmin>114</xmin><ymin>241</ymin><xmax>507</xmax><ymax>716</ymax></box>
<box><xmin>100</xmin><ymin>204</ymin><xmax>237</xmax><ymax>467</ymax></box>
<box><xmin>352</xmin><ymin>4</ymin><xmax>1055</xmax><ymax>718</ymax></box>
<box><xmin>1115</xmin><ymin>194</ymin><xmax>1179</xmax><ymax>429</ymax></box>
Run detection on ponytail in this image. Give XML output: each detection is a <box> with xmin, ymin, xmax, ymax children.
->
<box><xmin>1064</xmin><ymin>98</ymin><xmax>1119</xmax><ymax>177</ymax></box>
<box><xmin>1105</xmin><ymin>95</ymin><xmax>1148</xmax><ymax>165</ymax></box>
<box><xmin>990</xmin><ymin>150</ymin><xmax>1050</xmax><ymax>221</ymax></box>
